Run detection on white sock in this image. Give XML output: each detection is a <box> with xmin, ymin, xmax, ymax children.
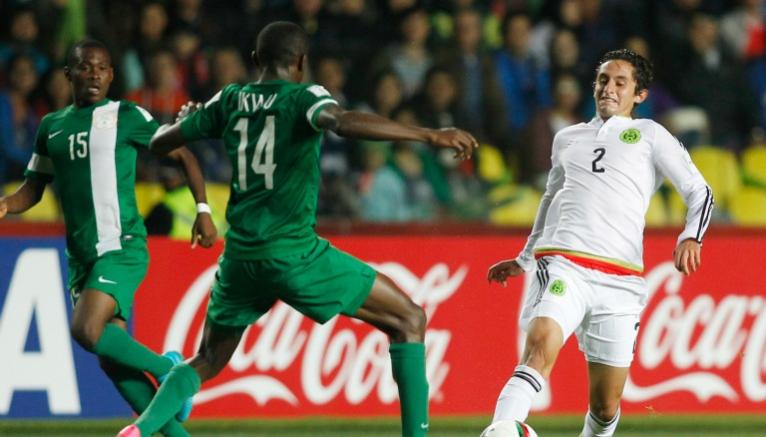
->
<box><xmin>492</xmin><ymin>364</ymin><xmax>545</xmax><ymax>423</ymax></box>
<box><xmin>581</xmin><ymin>408</ymin><xmax>621</xmax><ymax>437</ymax></box>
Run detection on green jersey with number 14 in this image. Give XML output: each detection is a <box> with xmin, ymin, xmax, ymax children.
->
<box><xmin>24</xmin><ymin>99</ymin><xmax>158</xmax><ymax>262</ymax></box>
<box><xmin>180</xmin><ymin>80</ymin><xmax>337</xmax><ymax>260</ymax></box>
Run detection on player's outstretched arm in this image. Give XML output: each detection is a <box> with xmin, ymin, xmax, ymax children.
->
<box><xmin>316</xmin><ymin>104</ymin><xmax>478</xmax><ymax>160</ymax></box>
<box><xmin>149</xmin><ymin>122</ymin><xmax>186</xmax><ymax>156</ymax></box>
<box><xmin>167</xmin><ymin>146</ymin><xmax>217</xmax><ymax>248</ymax></box>
<box><xmin>149</xmin><ymin>102</ymin><xmax>202</xmax><ymax>156</ymax></box>
<box><xmin>0</xmin><ymin>178</ymin><xmax>46</xmax><ymax>219</ymax></box>
<box><xmin>487</xmin><ymin>259</ymin><xmax>525</xmax><ymax>288</ymax></box>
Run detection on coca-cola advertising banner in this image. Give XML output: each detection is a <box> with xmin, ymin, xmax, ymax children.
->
<box><xmin>133</xmin><ymin>233</ymin><xmax>766</xmax><ymax>417</ymax></box>
<box><xmin>1</xmin><ymin>233</ymin><xmax>764</xmax><ymax>418</ymax></box>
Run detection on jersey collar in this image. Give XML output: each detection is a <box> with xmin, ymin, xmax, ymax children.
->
<box><xmin>589</xmin><ymin>115</ymin><xmax>632</xmax><ymax>128</ymax></box>
<box><xmin>67</xmin><ymin>98</ymin><xmax>113</xmax><ymax>115</ymax></box>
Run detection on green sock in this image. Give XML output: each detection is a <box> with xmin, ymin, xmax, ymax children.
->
<box><xmin>136</xmin><ymin>363</ymin><xmax>200</xmax><ymax>436</ymax></box>
<box><xmin>92</xmin><ymin>324</ymin><xmax>172</xmax><ymax>379</ymax></box>
<box><xmin>107</xmin><ymin>364</ymin><xmax>188</xmax><ymax>437</ymax></box>
<box><xmin>390</xmin><ymin>342</ymin><xmax>429</xmax><ymax>437</ymax></box>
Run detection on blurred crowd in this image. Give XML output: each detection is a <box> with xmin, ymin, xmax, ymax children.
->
<box><xmin>1</xmin><ymin>0</ymin><xmax>766</xmax><ymax>226</ymax></box>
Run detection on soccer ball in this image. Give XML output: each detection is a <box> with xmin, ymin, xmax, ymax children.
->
<box><xmin>480</xmin><ymin>420</ymin><xmax>538</xmax><ymax>437</ymax></box>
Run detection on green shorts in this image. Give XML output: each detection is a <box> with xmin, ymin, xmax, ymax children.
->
<box><xmin>68</xmin><ymin>236</ymin><xmax>149</xmax><ymax>320</ymax></box>
<box><xmin>208</xmin><ymin>238</ymin><xmax>376</xmax><ymax>329</ymax></box>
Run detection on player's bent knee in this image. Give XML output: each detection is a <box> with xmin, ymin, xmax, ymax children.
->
<box><xmin>70</xmin><ymin>320</ymin><xmax>105</xmax><ymax>351</ymax></box>
<box><xmin>589</xmin><ymin>400</ymin><xmax>620</xmax><ymax>422</ymax></box>
<box><xmin>395</xmin><ymin>303</ymin><xmax>426</xmax><ymax>342</ymax></box>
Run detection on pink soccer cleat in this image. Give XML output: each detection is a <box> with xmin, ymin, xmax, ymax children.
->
<box><xmin>117</xmin><ymin>424</ymin><xmax>141</xmax><ymax>437</ymax></box>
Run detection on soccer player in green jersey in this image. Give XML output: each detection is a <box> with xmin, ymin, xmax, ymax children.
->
<box><xmin>0</xmin><ymin>40</ymin><xmax>217</xmax><ymax>437</ymax></box>
<box><xmin>117</xmin><ymin>22</ymin><xmax>477</xmax><ymax>437</ymax></box>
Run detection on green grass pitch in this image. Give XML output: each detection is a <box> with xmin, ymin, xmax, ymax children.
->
<box><xmin>1</xmin><ymin>414</ymin><xmax>764</xmax><ymax>436</ymax></box>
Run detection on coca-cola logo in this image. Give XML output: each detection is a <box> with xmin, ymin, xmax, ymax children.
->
<box><xmin>625</xmin><ymin>261</ymin><xmax>766</xmax><ymax>403</ymax></box>
<box><xmin>163</xmin><ymin>262</ymin><xmax>468</xmax><ymax>407</ymax></box>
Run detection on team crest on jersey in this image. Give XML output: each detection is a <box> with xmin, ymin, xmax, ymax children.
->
<box><xmin>549</xmin><ymin>279</ymin><xmax>566</xmax><ymax>296</ymax></box>
<box><xmin>94</xmin><ymin>112</ymin><xmax>117</xmax><ymax>129</ymax></box>
<box><xmin>619</xmin><ymin>128</ymin><xmax>641</xmax><ymax>144</ymax></box>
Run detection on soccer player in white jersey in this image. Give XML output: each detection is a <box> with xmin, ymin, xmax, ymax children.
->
<box><xmin>486</xmin><ymin>49</ymin><xmax>713</xmax><ymax>437</ymax></box>
<box><xmin>0</xmin><ymin>40</ymin><xmax>217</xmax><ymax>436</ymax></box>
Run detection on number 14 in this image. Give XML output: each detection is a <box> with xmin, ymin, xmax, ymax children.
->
<box><xmin>234</xmin><ymin>116</ymin><xmax>277</xmax><ymax>190</ymax></box>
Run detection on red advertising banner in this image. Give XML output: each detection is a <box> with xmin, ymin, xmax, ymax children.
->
<box><xmin>134</xmin><ymin>233</ymin><xmax>766</xmax><ymax>417</ymax></box>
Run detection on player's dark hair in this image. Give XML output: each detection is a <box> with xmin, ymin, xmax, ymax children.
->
<box><xmin>66</xmin><ymin>39</ymin><xmax>111</xmax><ymax>68</ymax></box>
<box><xmin>596</xmin><ymin>48</ymin><xmax>653</xmax><ymax>93</ymax></box>
<box><xmin>255</xmin><ymin>21</ymin><xmax>309</xmax><ymax>69</ymax></box>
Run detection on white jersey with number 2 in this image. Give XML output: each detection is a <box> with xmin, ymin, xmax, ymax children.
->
<box><xmin>517</xmin><ymin>115</ymin><xmax>713</xmax><ymax>275</ymax></box>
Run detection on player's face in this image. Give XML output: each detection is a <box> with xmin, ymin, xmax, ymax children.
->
<box><xmin>593</xmin><ymin>60</ymin><xmax>646</xmax><ymax>119</ymax></box>
<box><xmin>66</xmin><ymin>47</ymin><xmax>114</xmax><ymax>106</ymax></box>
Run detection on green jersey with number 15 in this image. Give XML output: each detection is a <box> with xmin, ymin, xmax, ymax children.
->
<box><xmin>24</xmin><ymin>99</ymin><xmax>157</xmax><ymax>263</ymax></box>
<box><xmin>180</xmin><ymin>81</ymin><xmax>337</xmax><ymax>260</ymax></box>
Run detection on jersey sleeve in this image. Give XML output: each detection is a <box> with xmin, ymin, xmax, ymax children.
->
<box><xmin>128</xmin><ymin>104</ymin><xmax>160</xmax><ymax>148</ymax></box>
<box><xmin>23</xmin><ymin>115</ymin><xmax>54</xmax><ymax>183</ymax></box>
<box><xmin>652</xmin><ymin>123</ymin><xmax>714</xmax><ymax>245</ymax></box>
<box><xmin>516</xmin><ymin>131</ymin><xmax>567</xmax><ymax>271</ymax></box>
<box><xmin>297</xmin><ymin>84</ymin><xmax>338</xmax><ymax>131</ymax></box>
<box><xmin>180</xmin><ymin>86</ymin><xmax>229</xmax><ymax>141</ymax></box>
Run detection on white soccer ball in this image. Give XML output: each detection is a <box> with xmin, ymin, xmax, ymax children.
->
<box><xmin>480</xmin><ymin>420</ymin><xmax>538</xmax><ymax>437</ymax></box>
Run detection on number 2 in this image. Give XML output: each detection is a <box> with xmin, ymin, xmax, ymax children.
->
<box><xmin>234</xmin><ymin>116</ymin><xmax>277</xmax><ymax>190</ymax></box>
<box><xmin>592</xmin><ymin>148</ymin><xmax>606</xmax><ymax>173</ymax></box>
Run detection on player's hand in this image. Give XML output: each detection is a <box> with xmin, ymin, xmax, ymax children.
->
<box><xmin>487</xmin><ymin>259</ymin><xmax>524</xmax><ymax>287</ymax></box>
<box><xmin>191</xmin><ymin>212</ymin><xmax>217</xmax><ymax>248</ymax></box>
<box><xmin>673</xmin><ymin>238</ymin><xmax>701</xmax><ymax>276</ymax></box>
<box><xmin>429</xmin><ymin>128</ymin><xmax>478</xmax><ymax>160</ymax></box>
<box><xmin>176</xmin><ymin>101</ymin><xmax>203</xmax><ymax>123</ymax></box>
<box><xmin>0</xmin><ymin>197</ymin><xmax>7</xmax><ymax>219</ymax></box>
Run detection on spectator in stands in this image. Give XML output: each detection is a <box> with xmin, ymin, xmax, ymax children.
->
<box><xmin>33</xmin><ymin>67</ymin><xmax>72</xmax><ymax>117</ymax></box>
<box><xmin>314</xmin><ymin>56</ymin><xmax>358</xmax><ymax>217</ymax></box>
<box><xmin>170</xmin><ymin>28</ymin><xmax>209</xmax><ymax>101</ymax></box>
<box><xmin>654</xmin><ymin>0</ymin><xmax>705</xmax><ymax>62</ymax></box>
<box><xmin>668</xmin><ymin>13</ymin><xmax>757</xmax><ymax>150</ymax></box>
<box><xmin>392</xmin><ymin>106</ymin><xmax>452</xmax><ymax>211</ymax></box>
<box><xmin>0</xmin><ymin>54</ymin><xmax>40</xmax><ymax>186</ymax></box>
<box><xmin>375</xmin><ymin>0</ymin><xmax>422</xmax><ymax>44</ymax></box>
<box><xmin>358</xmin><ymin>141</ymin><xmax>411</xmax><ymax>221</ymax></box>
<box><xmin>436</xmin><ymin>7</ymin><xmax>507</xmax><ymax>147</ymax></box>
<box><xmin>721</xmin><ymin>0</ymin><xmax>766</xmax><ymax>132</ymax></box>
<box><xmin>315</xmin><ymin>0</ymin><xmax>376</xmax><ymax>77</ymax></box>
<box><xmin>359</xmin><ymin>70</ymin><xmax>405</xmax><ymax>119</ymax></box>
<box><xmin>392</xmin><ymin>141</ymin><xmax>440</xmax><ymax>221</ymax></box>
<box><xmin>527</xmin><ymin>73</ymin><xmax>583</xmax><ymax>186</ymax></box>
<box><xmin>169</xmin><ymin>0</ymin><xmax>205</xmax><ymax>34</ymax></box>
<box><xmin>126</xmin><ymin>49</ymin><xmax>190</xmax><ymax>182</ymax></box>
<box><xmin>315</xmin><ymin>56</ymin><xmax>349</xmax><ymax>107</ymax></box>
<box><xmin>126</xmin><ymin>50</ymin><xmax>190</xmax><ymax>124</ymax></box>
<box><xmin>574</xmin><ymin>0</ymin><xmax>632</xmax><ymax>69</ymax></box>
<box><xmin>374</xmin><ymin>6</ymin><xmax>433</xmax><ymax>98</ymax></box>
<box><xmin>493</xmin><ymin>12</ymin><xmax>551</xmax><ymax>147</ymax></box>
<box><xmin>720</xmin><ymin>0</ymin><xmax>765</xmax><ymax>61</ymax></box>
<box><xmin>411</xmin><ymin>67</ymin><xmax>459</xmax><ymax>130</ymax></box>
<box><xmin>121</xmin><ymin>2</ymin><xmax>169</xmax><ymax>93</ymax></box>
<box><xmin>548</xmin><ymin>29</ymin><xmax>589</xmax><ymax>98</ymax></box>
<box><xmin>0</xmin><ymin>7</ymin><xmax>50</xmax><ymax>78</ymax></box>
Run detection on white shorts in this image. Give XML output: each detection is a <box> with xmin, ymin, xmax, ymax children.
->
<box><xmin>519</xmin><ymin>256</ymin><xmax>647</xmax><ymax>367</ymax></box>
